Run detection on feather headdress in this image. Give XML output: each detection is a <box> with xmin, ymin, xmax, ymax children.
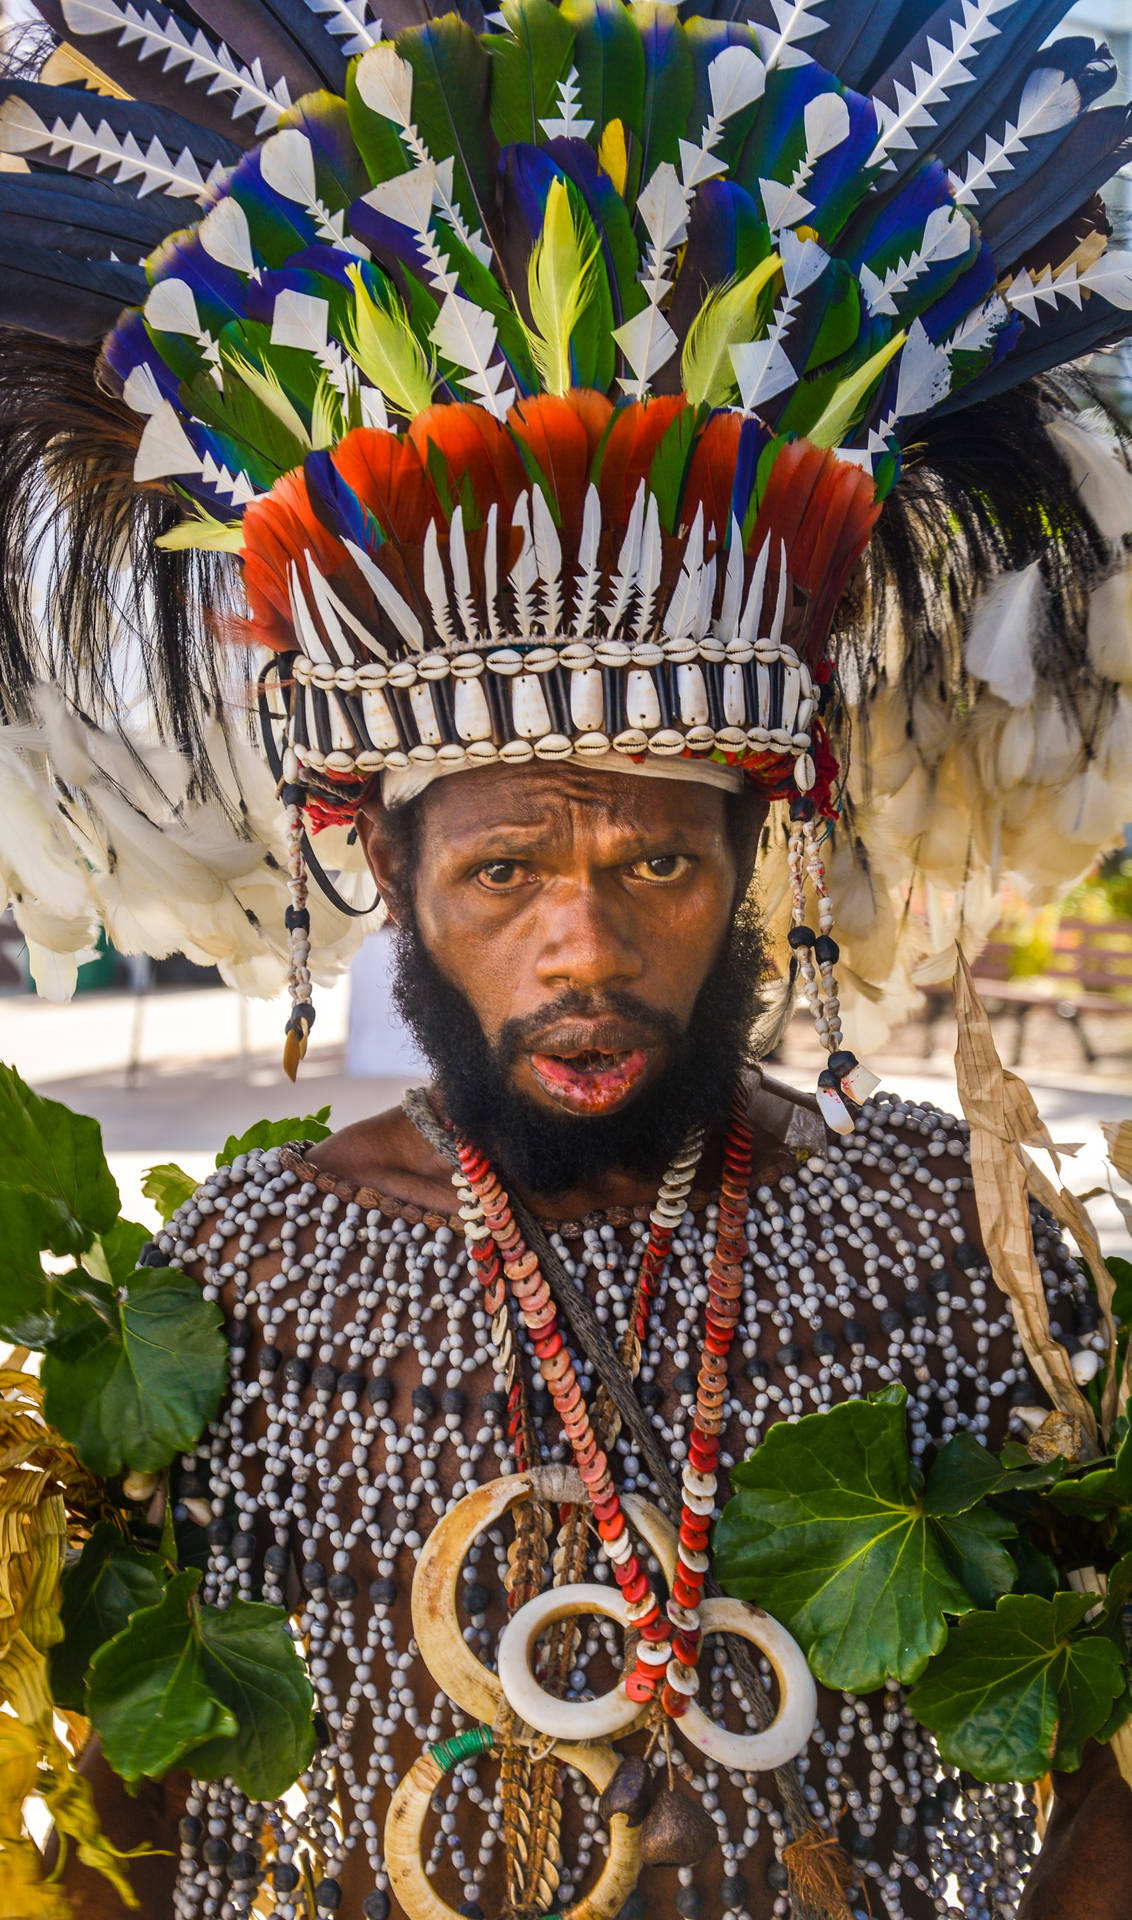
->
<box><xmin>1</xmin><ymin>0</ymin><xmax>1131</xmax><ymax>1092</ymax></box>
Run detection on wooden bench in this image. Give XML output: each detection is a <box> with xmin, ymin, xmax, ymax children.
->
<box><xmin>923</xmin><ymin>917</ymin><xmax>1132</xmax><ymax>1065</ymax></box>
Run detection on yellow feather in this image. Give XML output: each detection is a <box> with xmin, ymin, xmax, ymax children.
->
<box><xmin>310</xmin><ymin>372</ymin><xmax>341</xmax><ymax>450</ymax></box>
<box><xmin>343</xmin><ymin>264</ymin><xmax>434</xmax><ymax>419</ymax></box>
<box><xmin>806</xmin><ymin>329</ymin><xmax>907</xmax><ymax>449</ymax></box>
<box><xmin>681</xmin><ymin>255</ymin><xmax>783</xmax><ymax>407</ymax></box>
<box><xmin>155</xmin><ymin>512</ymin><xmax>245</xmax><ymax>553</ymax></box>
<box><xmin>524</xmin><ymin>177</ymin><xmax>598</xmax><ymax>398</ymax></box>
<box><xmin>598</xmin><ymin>118</ymin><xmax>629</xmax><ymax>197</ymax></box>
<box><xmin>223</xmin><ymin>352</ymin><xmax>311</xmax><ymax>450</ymax></box>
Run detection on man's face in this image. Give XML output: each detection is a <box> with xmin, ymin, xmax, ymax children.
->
<box><xmin>359</xmin><ymin>762</ymin><xmax>767</xmax><ymax>1194</ymax></box>
<box><xmin>382</xmin><ymin>763</ymin><xmax>742</xmax><ymax>1117</ymax></box>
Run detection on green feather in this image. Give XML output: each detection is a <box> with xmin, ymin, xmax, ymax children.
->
<box><xmin>486</xmin><ymin>0</ymin><xmax>576</xmax><ymax>147</ymax></box>
<box><xmin>399</xmin><ymin>17</ymin><xmax>496</xmax><ymax>238</ymax></box>
<box><xmin>524</xmin><ymin>177</ymin><xmax>600</xmax><ymax>396</ymax></box>
<box><xmin>343</xmin><ymin>264</ymin><xmax>435</xmax><ymax>419</ymax></box>
<box><xmin>681</xmin><ymin>254</ymin><xmax>781</xmax><ymax>407</ymax></box>
<box><xmin>222</xmin><ymin>352</ymin><xmax>313</xmax><ymax>452</ymax></box>
<box><xmin>562</xmin><ymin>0</ymin><xmax>645</xmax><ymax>155</ymax></box>
<box><xmin>803</xmin><ymin>330</ymin><xmax>907</xmax><ymax>449</ymax></box>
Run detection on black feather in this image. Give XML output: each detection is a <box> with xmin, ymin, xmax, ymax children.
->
<box><xmin>0</xmin><ymin>245</ymin><xmax>144</xmax><ymax>338</ymax></box>
<box><xmin>189</xmin><ymin>0</ymin><xmax>351</xmax><ymax>97</ymax></box>
<box><xmin>0</xmin><ymin>77</ymin><xmax>243</xmax><ymax>188</ymax></box>
<box><xmin>0</xmin><ymin>172</ymin><xmax>185</xmax><ymax>259</ymax></box>
<box><xmin>981</xmin><ymin>104</ymin><xmax>1132</xmax><ymax>268</ymax></box>
<box><xmin>0</xmin><ymin>330</ymin><xmax>242</xmax><ymax>801</ymax></box>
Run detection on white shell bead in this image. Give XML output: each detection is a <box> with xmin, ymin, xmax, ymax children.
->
<box><xmin>453</xmin><ymin>677</ymin><xmax>493</xmax><ymax>741</ymax></box>
<box><xmin>795</xmin><ymin>751</ymin><xmax>816</xmax><ymax>791</ymax></box>
<box><xmin>723</xmin><ymin>665</ymin><xmax>746</xmax><ymax>725</ymax></box>
<box><xmin>512</xmin><ymin>673</ymin><xmax>552</xmax><ymax>738</ymax></box>
<box><xmin>677</xmin><ymin>664</ymin><xmax>709</xmax><ymax>726</ymax></box>
<box><xmin>570</xmin><ymin>668</ymin><xmax>605</xmax><ymax>729</ymax></box>
<box><xmin>361</xmin><ymin>689</ymin><xmax>401</xmax><ymax>751</ymax></box>
<box><xmin>626</xmin><ymin>669</ymin><xmax>661</xmax><ymax>730</ymax></box>
<box><xmin>408</xmin><ymin>683</ymin><xmax>443</xmax><ymax>745</ymax></box>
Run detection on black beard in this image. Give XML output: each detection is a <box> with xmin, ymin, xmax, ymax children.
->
<box><xmin>390</xmin><ymin>902</ymin><xmax>768</xmax><ymax>1198</ymax></box>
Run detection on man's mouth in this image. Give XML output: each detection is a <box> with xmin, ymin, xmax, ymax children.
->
<box><xmin>527</xmin><ymin>1045</ymin><xmax>650</xmax><ymax>1115</ymax></box>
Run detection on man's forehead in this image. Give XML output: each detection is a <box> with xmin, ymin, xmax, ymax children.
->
<box><xmin>419</xmin><ymin>763</ymin><xmax>728</xmax><ymax>837</ymax></box>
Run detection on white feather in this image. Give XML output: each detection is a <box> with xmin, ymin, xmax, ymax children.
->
<box><xmin>603</xmin><ymin>483</ymin><xmax>646</xmax><ymax>633</ymax></box>
<box><xmin>343</xmin><ymin>539</ymin><xmax>424</xmax><ymax>650</ymax></box>
<box><xmin>423</xmin><ymin>519</ymin><xmax>458</xmax><ymax>649</ymax></box>
<box><xmin>965</xmin><ymin>562</ymin><xmax>1042</xmax><ymax>706</ymax></box>
<box><xmin>572</xmin><ymin>485</ymin><xmax>603</xmax><ymax>637</ymax></box>
<box><xmin>530</xmin><ymin>487</ymin><xmax>563</xmax><ymax>635</ymax></box>
<box><xmin>258</xmin><ymin>127</ymin><xmax>319</xmax><ymax>207</ymax></box>
<box><xmin>633</xmin><ymin>495</ymin><xmax>664</xmax><ymax>642</ymax></box>
<box><xmin>448</xmin><ymin>506</ymin><xmax>479</xmax><ymax>642</ymax></box>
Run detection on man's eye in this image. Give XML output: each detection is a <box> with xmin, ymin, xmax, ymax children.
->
<box><xmin>476</xmin><ymin>860</ymin><xmax>525</xmax><ymax>889</ymax></box>
<box><xmin>628</xmin><ymin>854</ymin><xmax>690</xmax><ymax>881</ymax></box>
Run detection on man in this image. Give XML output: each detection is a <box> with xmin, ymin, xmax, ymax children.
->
<box><xmin>5</xmin><ymin>2</ymin><xmax>1132</xmax><ymax>1915</ymax></box>
<box><xmin>57</xmin><ymin>757</ymin><xmax>1132</xmax><ymax>1920</ymax></box>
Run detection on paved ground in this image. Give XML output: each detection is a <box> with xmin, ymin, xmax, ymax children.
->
<box><xmin>3</xmin><ymin>976</ymin><xmax>1131</xmax><ymax>1248</ymax></box>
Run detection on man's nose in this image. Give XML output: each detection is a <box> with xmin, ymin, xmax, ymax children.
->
<box><xmin>534</xmin><ymin>879</ymin><xmax>643</xmax><ymax>993</ymax></box>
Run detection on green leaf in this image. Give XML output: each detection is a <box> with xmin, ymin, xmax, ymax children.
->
<box><xmin>715</xmin><ymin>1387</ymin><xmax>981</xmax><ymax>1691</ymax></box>
<box><xmin>42</xmin><ymin>1268</ymin><xmax>227</xmax><ymax>1476</ymax></box>
<box><xmin>82</xmin><ymin>1218</ymin><xmax>150</xmax><ymax>1288</ymax></box>
<box><xmin>923</xmin><ymin>1429</ymin><xmax>1057</xmax><ymax>1513</ymax></box>
<box><xmin>142</xmin><ymin>1162</ymin><xmax>198</xmax><ymax>1223</ymax></box>
<box><xmin>1106</xmin><ymin>1255</ymin><xmax>1132</xmax><ymax>1327</ymax></box>
<box><xmin>183</xmin><ymin>1601</ymin><xmax>317</xmax><ymax>1802</ymax></box>
<box><xmin>1048</xmin><ymin>1429</ymin><xmax>1132</xmax><ymax>1521</ymax></box>
<box><xmin>908</xmin><ymin>1592</ymin><xmax>1127</xmax><ymax>1781</ymax></box>
<box><xmin>51</xmin><ymin>1522</ymin><xmax>167</xmax><ymax>1709</ymax></box>
<box><xmin>0</xmin><ymin>1061</ymin><xmax>119</xmax><ymax>1255</ymax></box>
<box><xmin>932</xmin><ymin>1504</ymin><xmax>1018</xmax><ymax>1612</ymax></box>
<box><xmin>216</xmin><ymin>1107</ymin><xmax>332</xmax><ymax>1168</ymax></box>
<box><xmin>0</xmin><ymin>1189</ymin><xmax>58</xmax><ymax>1345</ymax></box>
<box><xmin>88</xmin><ymin>1571</ymin><xmax>316</xmax><ymax>1799</ymax></box>
<box><xmin>88</xmin><ymin>1571</ymin><xmax>237</xmax><ymax>1784</ymax></box>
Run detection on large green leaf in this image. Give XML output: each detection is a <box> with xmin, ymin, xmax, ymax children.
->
<box><xmin>0</xmin><ymin>1062</ymin><xmax>120</xmax><ymax>1255</ymax></box>
<box><xmin>0</xmin><ymin>1068</ymin><xmax>132</xmax><ymax>1344</ymax></box>
<box><xmin>217</xmin><ymin>1106</ymin><xmax>332</xmax><ymax>1167</ymax></box>
<box><xmin>88</xmin><ymin>1572</ymin><xmax>315</xmax><ymax>1799</ymax></box>
<box><xmin>88</xmin><ymin>1571</ymin><xmax>237</xmax><ymax>1783</ymax></box>
<box><xmin>51</xmin><ymin>1522</ymin><xmax>167</xmax><ymax>1709</ymax></box>
<box><xmin>183</xmin><ymin>1602</ymin><xmax>317</xmax><ymax>1802</ymax></box>
<box><xmin>908</xmin><ymin>1592</ymin><xmax>1128</xmax><ymax>1781</ymax></box>
<box><xmin>42</xmin><ymin>1268</ymin><xmax>227</xmax><ymax>1476</ymax></box>
<box><xmin>715</xmin><ymin>1388</ymin><xmax>1017</xmax><ymax>1691</ymax></box>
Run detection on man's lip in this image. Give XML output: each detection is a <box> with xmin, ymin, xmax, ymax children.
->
<box><xmin>524</xmin><ymin>1020</ymin><xmax>651</xmax><ymax>1057</ymax></box>
<box><xmin>528</xmin><ymin>1046</ymin><xmax>649</xmax><ymax>1115</ymax></box>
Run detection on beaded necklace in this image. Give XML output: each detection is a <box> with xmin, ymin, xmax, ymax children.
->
<box><xmin>451</xmin><ymin>1085</ymin><xmax>754</xmax><ymax>1726</ymax></box>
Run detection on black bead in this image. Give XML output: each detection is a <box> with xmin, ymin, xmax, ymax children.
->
<box><xmin>369</xmin><ymin>1577</ymin><xmax>397</xmax><ymax>1607</ymax></box>
<box><xmin>789</xmin><ymin>795</ymin><xmax>815</xmax><ymax>822</ymax></box>
<box><xmin>458</xmin><ymin>1904</ymin><xmax>484</xmax><ymax>1919</ymax></box>
<box><xmin>314</xmin><ymin>1878</ymin><xmax>342</xmax><ymax>1910</ymax></box>
<box><xmin>531</xmin><ymin>1388</ymin><xmax>551</xmax><ymax>1419</ymax></box>
<box><xmin>177</xmin><ymin>1471</ymin><xmax>206</xmax><ymax>1499</ymax></box>
<box><xmin>179</xmin><ymin>1815</ymin><xmax>202</xmax><ymax>1846</ymax></box>
<box><xmin>673</xmin><ymin>1368</ymin><xmax>696</xmax><ymax>1395</ymax></box>
<box><xmin>1059</xmin><ymin>1331</ymin><xmax>1082</xmax><ymax>1355</ymax></box>
<box><xmin>225</xmin><ymin>1319</ymin><xmax>247</xmax><ymax>1352</ymax></box>
<box><xmin>928</xmin><ymin>1269</ymin><xmax>953</xmax><ymax>1295</ymax></box>
<box><xmin>272</xmin><ymin>1863</ymin><xmax>300</xmax><ymax>1893</ymax></box>
<box><xmin>464</xmin><ymin>1582</ymin><xmax>492</xmax><ymax>1616</ymax></box>
<box><xmin>1074</xmin><ymin>1298</ymin><xmax>1101</xmax><ymax>1335</ymax></box>
<box><xmin>675</xmin><ymin>1891</ymin><xmax>701</xmax><ymax>1918</ymax></box>
<box><xmin>844</xmin><ymin>1317</ymin><xmax>868</xmax><ymax>1347</ymax></box>
<box><xmin>954</xmin><ymin>1240</ymin><xmax>981</xmax><ymax>1271</ymax></box>
<box><xmin>880</xmin><ymin>1307</ymin><xmax>904</xmax><ymax>1334</ymax></box>
<box><xmin>814</xmin><ymin>934</ymin><xmax>840</xmax><ymax>964</ymax></box>
<box><xmin>230</xmin><ymin>1531</ymin><xmax>256</xmax><ymax>1561</ymax></box>
<box><xmin>721</xmin><ymin>1875</ymin><xmax>747</xmax><ymax>1908</ymax></box>
<box><xmin>938</xmin><ymin>1776</ymin><xmax>961</xmax><ymax>1805</ymax></box>
<box><xmin>441</xmin><ymin>1388</ymin><xmax>466</xmax><ymax>1414</ymax></box>
<box><xmin>264</xmin><ymin>1545</ymin><xmax>290</xmax><ymax>1577</ymax></box>
<box><xmin>617</xmin><ymin>1895</ymin><xmax>646</xmax><ymax>1920</ymax></box>
<box><xmin>744</xmin><ymin>1356</ymin><xmax>768</xmax><ymax>1382</ymax></box>
<box><xmin>1010</xmin><ymin>1380</ymin><xmax>1038</xmax><ymax>1405</ymax></box>
<box><xmin>312</xmin><ymin>1364</ymin><xmax>338</xmax><ymax>1394</ymax></box>
<box><xmin>282</xmin><ymin>1357</ymin><xmax>309</xmax><ymax>1389</ymax></box>
<box><xmin>787</xmin><ymin>924</ymin><xmax>816</xmax><ymax>950</ymax></box>
<box><xmin>775</xmin><ymin>1343</ymin><xmax>803</xmax><ymax>1369</ymax></box>
<box><xmin>411</xmin><ymin>1385</ymin><xmax>436</xmax><ymax>1417</ymax></box>
<box><xmin>339</xmin><ymin>1370</ymin><xmax>366</xmax><ymax>1395</ymax></box>
<box><xmin>827</xmin><ymin>1049</ymin><xmax>857</xmax><ymax>1077</ymax></box>
<box><xmin>905</xmin><ymin>1290</ymin><xmax>932</xmax><ymax>1320</ymax></box>
<box><xmin>362</xmin><ymin>1895</ymin><xmax>391</xmax><ymax>1920</ymax></box>
<box><xmin>919</xmin><ymin>1793</ymin><xmax>940</xmax><ymax>1832</ymax></box>
<box><xmin>638</xmin><ymin>1379</ymin><xmax>662</xmax><ymax>1406</ymax></box>
<box><xmin>329</xmin><ymin>1571</ymin><xmax>357</xmax><ymax>1602</ymax></box>
<box><xmin>206</xmin><ymin>1518</ymin><xmax>231</xmax><ymax>1547</ymax></box>
<box><xmin>257</xmin><ymin>1345</ymin><xmax>282</xmax><ymax>1373</ymax></box>
<box><xmin>892</xmin><ymin>1824</ymin><xmax>917</xmax><ymax>1856</ymax></box>
<box><xmin>483</xmin><ymin>1390</ymin><xmax>507</xmax><ymax>1419</ymax></box>
<box><xmin>812</xmin><ymin>1330</ymin><xmax>838</xmax><ymax>1357</ymax></box>
<box><xmin>228</xmin><ymin>1850</ymin><xmax>259</xmax><ymax>1881</ymax></box>
<box><xmin>314</xmin><ymin>1711</ymin><xmax>331</xmax><ymax>1748</ymax></box>
<box><xmin>849</xmin><ymin>1831</ymin><xmax>874</xmax><ymax>1860</ymax></box>
<box><xmin>365</xmin><ymin>1377</ymin><xmax>392</xmax><ymax>1407</ymax></box>
<box><xmin>203</xmin><ymin>1838</ymin><xmax>229</xmax><ymax>1866</ymax></box>
<box><xmin>766</xmin><ymin>1860</ymin><xmax>789</xmax><ymax>1891</ymax></box>
<box><xmin>301</xmin><ymin>1558</ymin><xmax>327</xmax><ymax>1591</ymax></box>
